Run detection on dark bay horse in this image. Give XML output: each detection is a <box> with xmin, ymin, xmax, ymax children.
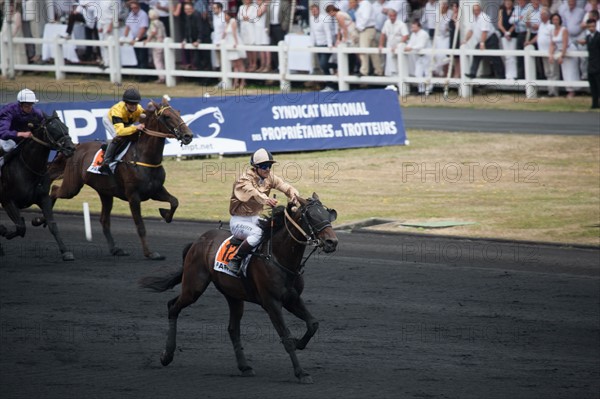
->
<box><xmin>0</xmin><ymin>111</ymin><xmax>76</xmax><ymax>260</ymax></box>
<box><xmin>48</xmin><ymin>98</ymin><xmax>193</xmax><ymax>260</ymax></box>
<box><xmin>139</xmin><ymin>193</ymin><xmax>338</xmax><ymax>383</ymax></box>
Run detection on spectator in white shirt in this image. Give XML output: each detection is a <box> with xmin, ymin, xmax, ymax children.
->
<box><xmin>420</xmin><ymin>0</ymin><xmax>439</xmax><ymax>39</ymax></box>
<box><xmin>356</xmin><ymin>0</ymin><xmax>383</xmax><ymax>76</ymax></box>
<box><xmin>310</xmin><ymin>3</ymin><xmax>335</xmax><ymax>90</ymax></box>
<box><xmin>463</xmin><ymin>3</ymin><xmax>505</xmax><ymax>79</ymax></box>
<box><xmin>383</xmin><ymin>0</ymin><xmax>410</xmax><ymax>23</ymax></box>
<box><xmin>378</xmin><ymin>9</ymin><xmax>409</xmax><ymax>75</ymax></box>
<box><xmin>404</xmin><ymin>19</ymin><xmax>432</xmax><ymax>94</ymax></box>
<box><xmin>97</xmin><ymin>0</ymin><xmax>119</xmax><ymax>69</ymax></box>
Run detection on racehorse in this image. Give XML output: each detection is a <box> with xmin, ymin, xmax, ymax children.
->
<box><xmin>48</xmin><ymin>98</ymin><xmax>193</xmax><ymax>260</ymax></box>
<box><xmin>0</xmin><ymin>111</ymin><xmax>76</xmax><ymax>260</ymax></box>
<box><xmin>139</xmin><ymin>193</ymin><xmax>338</xmax><ymax>383</ymax></box>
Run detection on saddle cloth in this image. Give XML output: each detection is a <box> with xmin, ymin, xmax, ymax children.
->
<box><xmin>86</xmin><ymin>143</ymin><xmax>131</xmax><ymax>175</ymax></box>
<box><xmin>214</xmin><ymin>235</ymin><xmax>252</xmax><ymax>278</ymax></box>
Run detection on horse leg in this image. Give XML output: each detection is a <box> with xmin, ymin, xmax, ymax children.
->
<box><xmin>283</xmin><ymin>296</ymin><xmax>319</xmax><ymax>350</ymax></box>
<box><xmin>225</xmin><ymin>296</ymin><xmax>255</xmax><ymax>376</ymax></box>
<box><xmin>150</xmin><ymin>186</ymin><xmax>178</xmax><ymax>223</ymax></box>
<box><xmin>99</xmin><ymin>194</ymin><xmax>128</xmax><ymax>256</ymax></box>
<box><xmin>1</xmin><ymin>201</ymin><xmax>26</xmax><ymax>240</ymax></box>
<box><xmin>264</xmin><ymin>299</ymin><xmax>313</xmax><ymax>384</ymax></box>
<box><xmin>162</xmin><ymin>263</ymin><xmax>211</xmax><ymax>366</ymax></box>
<box><xmin>37</xmin><ymin>195</ymin><xmax>74</xmax><ymax>261</ymax></box>
<box><xmin>127</xmin><ymin>194</ymin><xmax>164</xmax><ymax>260</ymax></box>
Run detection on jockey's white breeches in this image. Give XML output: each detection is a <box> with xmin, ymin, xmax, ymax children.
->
<box><xmin>229</xmin><ymin>215</ymin><xmax>263</xmax><ymax>247</ymax></box>
<box><xmin>0</xmin><ymin>139</ymin><xmax>17</xmax><ymax>152</ymax></box>
<box><xmin>102</xmin><ymin>115</ymin><xmax>116</xmax><ymax>139</ymax></box>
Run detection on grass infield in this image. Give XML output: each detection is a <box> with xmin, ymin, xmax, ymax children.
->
<box><xmin>2</xmin><ymin>76</ymin><xmax>598</xmax><ymax>246</ymax></box>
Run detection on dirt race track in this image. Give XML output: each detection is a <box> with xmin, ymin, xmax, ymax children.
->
<box><xmin>1</xmin><ymin>211</ymin><xmax>599</xmax><ymax>399</ymax></box>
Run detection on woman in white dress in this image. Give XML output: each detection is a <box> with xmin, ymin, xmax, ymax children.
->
<box><xmin>549</xmin><ymin>13</ymin><xmax>578</xmax><ymax>98</ymax></box>
<box><xmin>254</xmin><ymin>0</ymin><xmax>270</xmax><ymax>72</ymax></box>
<box><xmin>433</xmin><ymin>0</ymin><xmax>452</xmax><ymax>76</ymax></box>
<box><xmin>326</xmin><ymin>5</ymin><xmax>358</xmax><ymax>46</ymax></box>
<box><xmin>223</xmin><ymin>11</ymin><xmax>247</xmax><ymax>89</ymax></box>
<box><xmin>238</xmin><ymin>0</ymin><xmax>257</xmax><ymax>71</ymax></box>
<box><xmin>1</xmin><ymin>2</ymin><xmax>27</xmax><ymax>73</ymax></box>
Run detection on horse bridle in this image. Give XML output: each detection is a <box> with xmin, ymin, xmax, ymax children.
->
<box><xmin>284</xmin><ymin>200</ymin><xmax>333</xmax><ymax>247</ymax></box>
<box><xmin>29</xmin><ymin>116</ymin><xmax>72</xmax><ymax>153</ymax></box>
<box><xmin>150</xmin><ymin>105</ymin><xmax>187</xmax><ymax>140</ymax></box>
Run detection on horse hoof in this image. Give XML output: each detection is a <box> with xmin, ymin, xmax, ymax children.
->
<box><xmin>147</xmin><ymin>252</ymin><xmax>166</xmax><ymax>261</ymax></box>
<box><xmin>159</xmin><ymin>208</ymin><xmax>173</xmax><ymax>223</ymax></box>
<box><xmin>241</xmin><ymin>368</ymin><xmax>255</xmax><ymax>377</ymax></box>
<box><xmin>31</xmin><ymin>217</ymin><xmax>46</xmax><ymax>227</ymax></box>
<box><xmin>62</xmin><ymin>252</ymin><xmax>75</xmax><ymax>261</ymax></box>
<box><xmin>298</xmin><ymin>375</ymin><xmax>313</xmax><ymax>384</ymax></box>
<box><xmin>111</xmin><ymin>248</ymin><xmax>129</xmax><ymax>256</ymax></box>
<box><xmin>160</xmin><ymin>350</ymin><xmax>173</xmax><ymax>366</ymax></box>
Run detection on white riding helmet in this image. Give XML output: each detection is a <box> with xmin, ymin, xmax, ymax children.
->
<box><xmin>250</xmin><ymin>148</ymin><xmax>276</xmax><ymax>166</ymax></box>
<box><xmin>17</xmin><ymin>89</ymin><xmax>39</xmax><ymax>103</ymax></box>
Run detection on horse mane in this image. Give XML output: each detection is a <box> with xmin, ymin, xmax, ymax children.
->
<box><xmin>258</xmin><ymin>204</ymin><xmax>291</xmax><ymax>242</ymax></box>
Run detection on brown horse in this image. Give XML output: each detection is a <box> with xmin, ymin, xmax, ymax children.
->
<box><xmin>139</xmin><ymin>193</ymin><xmax>338</xmax><ymax>383</ymax></box>
<box><xmin>48</xmin><ymin>98</ymin><xmax>193</xmax><ymax>260</ymax></box>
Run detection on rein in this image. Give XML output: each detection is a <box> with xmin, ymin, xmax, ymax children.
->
<box><xmin>126</xmin><ymin>105</ymin><xmax>183</xmax><ymax>168</ymax></box>
<box><xmin>258</xmin><ymin>205</ymin><xmax>324</xmax><ymax>278</ymax></box>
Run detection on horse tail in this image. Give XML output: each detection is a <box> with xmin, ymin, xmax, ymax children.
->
<box><xmin>47</xmin><ymin>152</ymin><xmax>67</xmax><ymax>181</ymax></box>
<box><xmin>138</xmin><ymin>242</ymin><xmax>193</xmax><ymax>292</ymax></box>
<box><xmin>139</xmin><ymin>268</ymin><xmax>183</xmax><ymax>292</ymax></box>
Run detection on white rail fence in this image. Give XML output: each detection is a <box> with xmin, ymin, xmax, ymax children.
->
<box><xmin>1</xmin><ymin>34</ymin><xmax>589</xmax><ymax>99</ymax></box>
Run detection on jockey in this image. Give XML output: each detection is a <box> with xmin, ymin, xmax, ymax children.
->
<box><xmin>227</xmin><ymin>148</ymin><xmax>300</xmax><ymax>275</ymax></box>
<box><xmin>0</xmin><ymin>89</ymin><xmax>41</xmax><ymax>158</ymax></box>
<box><xmin>99</xmin><ymin>88</ymin><xmax>145</xmax><ymax>173</ymax></box>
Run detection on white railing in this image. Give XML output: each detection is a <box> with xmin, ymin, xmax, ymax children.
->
<box><xmin>1</xmin><ymin>33</ymin><xmax>589</xmax><ymax>99</ymax></box>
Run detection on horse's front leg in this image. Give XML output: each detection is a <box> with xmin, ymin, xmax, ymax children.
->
<box><xmin>128</xmin><ymin>194</ymin><xmax>164</xmax><ymax>260</ymax></box>
<box><xmin>264</xmin><ymin>299</ymin><xmax>313</xmax><ymax>384</ymax></box>
<box><xmin>37</xmin><ymin>194</ymin><xmax>74</xmax><ymax>261</ymax></box>
<box><xmin>283</xmin><ymin>295</ymin><xmax>319</xmax><ymax>350</ymax></box>
<box><xmin>1</xmin><ymin>201</ymin><xmax>26</xmax><ymax>240</ymax></box>
<box><xmin>150</xmin><ymin>186</ymin><xmax>178</xmax><ymax>224</ymax></box>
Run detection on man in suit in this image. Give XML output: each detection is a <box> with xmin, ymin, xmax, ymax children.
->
<box><xmin>585</xmin><ymin>18</ymin><xmax>600</xmax><ymax>109</ymax></box>
<box><xmin>267</xmin><ymin>0</ymin><xmax>297</xmax><ymax>71</ymax></box>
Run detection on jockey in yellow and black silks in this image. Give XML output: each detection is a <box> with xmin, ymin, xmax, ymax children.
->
<box><xmin>99</xmin><ymin>88</ymin><xmax>145</xmax><ymax>174</ymax></box>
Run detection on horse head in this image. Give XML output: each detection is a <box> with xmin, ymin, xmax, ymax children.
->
<box><xmin>290</xmin><ymin>193</ymin><xmax>338</xmax><ymax>253</ymax></box>
<box><xmin>33</xmin><ymin>111</ymin><xmax>76</xmax><ymax>157</ymax></box>
<box><xmin>145</xmin><ymin>97</ymin><xmax>193</xmax><ymax>145</ymax></box>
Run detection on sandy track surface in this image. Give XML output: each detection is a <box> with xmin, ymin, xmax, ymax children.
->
<box><xmin>1</xmin><ymin>211</ymin><xmax>598</xmax><ymax>399</ymax></box>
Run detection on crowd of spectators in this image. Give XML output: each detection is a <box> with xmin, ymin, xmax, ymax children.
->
<box><xmin>0</xmin><ymin>0</ymin><xmax>597</xmax><ymax>96</ymax></box>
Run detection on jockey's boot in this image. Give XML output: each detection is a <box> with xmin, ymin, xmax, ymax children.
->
<box><xmin>227</xmin><ymin>240</ymin><xmax>254</xmax><ymax>276</ymax></box>
<box><xmin>99</xmin><ymin>139</ymin><xmax>119</xmax><ymax>174</ymax></box>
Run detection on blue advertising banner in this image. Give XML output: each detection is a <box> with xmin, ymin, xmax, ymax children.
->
<box><xmin>35</xmin><ymin>89</ymin><xmax>407</xmax><ymax>156</ymax></box>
